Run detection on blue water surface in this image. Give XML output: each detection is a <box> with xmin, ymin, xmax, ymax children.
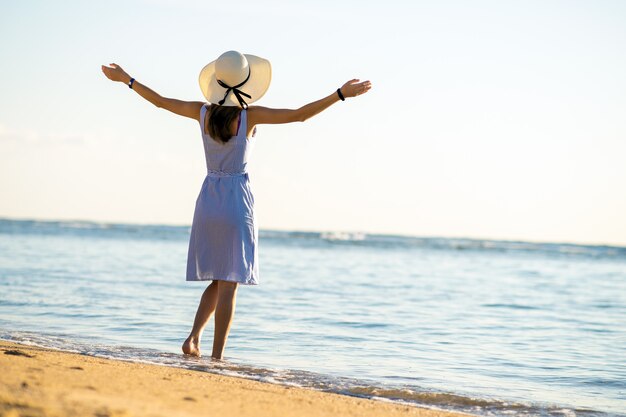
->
<box><xmin>0</xmin><ymin>218</ymin><xmax>624</xmax><ymax>417</ymax></box>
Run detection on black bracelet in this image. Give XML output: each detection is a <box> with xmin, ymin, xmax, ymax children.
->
<box><xmin>128</xmin><ymin>78</ymin><xmax>135</xmax><ymax>89</ymax></box>
<box><xmin>336</xmin><ymin>88</ymin><xmax>345</xmax><ymax>101</ymax></box>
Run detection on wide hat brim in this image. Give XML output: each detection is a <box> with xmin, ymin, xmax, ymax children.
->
<box><xmin>199</xmin><ymin>54</ymin><xmax>271</xmax><ymax>107</ymax></box>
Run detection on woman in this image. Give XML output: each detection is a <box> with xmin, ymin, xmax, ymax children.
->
<box><xmin>101</xmin><ymin>50</ymin><xmax>371</xmax><ymax>360</ymax></box>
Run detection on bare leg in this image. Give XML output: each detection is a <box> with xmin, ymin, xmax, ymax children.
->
<box><xmin>182</xmin><ymin>281</ymin><xmax>219</xmax><ymax>356</ymax></box>
<box><xmin>212</xmin><ymin>281</ymin><xmax>239</xmax><ymax>360</ymax></box>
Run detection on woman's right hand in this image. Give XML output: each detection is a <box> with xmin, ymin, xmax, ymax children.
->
<box><xmin>340</xmin><ymin>79</ymin><xmax>372</xmax><ymax>99</ymax></box>
<box><xmin>101</xmin><ymin>63</ymin><xmax>131</xmax><ymax>84</ymax></box>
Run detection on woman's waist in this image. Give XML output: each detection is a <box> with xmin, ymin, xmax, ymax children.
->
<box><xmin>205</xmin><ymin>168</ymin><xmax>248</xmax><ymax>178</ymax></box>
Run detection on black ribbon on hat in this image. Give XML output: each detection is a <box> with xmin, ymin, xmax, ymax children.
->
<box><xmin>217</xmin><ymin>68</ymin><xmax>252</xmax><ymax>109</ymax></box>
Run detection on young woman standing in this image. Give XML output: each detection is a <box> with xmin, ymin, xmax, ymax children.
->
<box><xmin>101</xmin><ymin>50</ymin><xmax>371</xmax><ymax>359</ymax></box>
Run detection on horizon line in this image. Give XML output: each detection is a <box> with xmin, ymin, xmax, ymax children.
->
<box><xmin>1</xmin><ymin>215</ymin><xmax>625</xmax><ymax>250</ymax></box>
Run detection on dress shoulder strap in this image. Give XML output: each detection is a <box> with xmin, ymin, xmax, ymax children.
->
<box><xmin>240</xmin><ymin>109</ymin><xmax>248</xmax><ymax>138</ymax></box>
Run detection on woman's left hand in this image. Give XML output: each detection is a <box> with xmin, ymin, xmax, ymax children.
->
<box><xmin>340</xmin><ymin>79</ymin><xmax>372</xmax><ymax>99</ymax></box>
<box><xmin>101</xmin><ymin>63</ymin><xmax>131</xmax><ymax>84</ymax></box>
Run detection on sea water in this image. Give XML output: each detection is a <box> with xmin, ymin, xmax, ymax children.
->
<box><xmin>0</xmin><ymin>218</ymin><xmax>624</xmax><ymax>416</ymax></box>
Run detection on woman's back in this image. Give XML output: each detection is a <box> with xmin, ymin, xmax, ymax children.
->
<box><xmin>199</xmin><ymin>105</ymin><xmax>255</xmax><ymax>175</ymax></box>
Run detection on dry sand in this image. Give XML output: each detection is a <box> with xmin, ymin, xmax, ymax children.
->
<box><xmin>0</xmin><ymin>340</ymin><xmax>469</xmax><ymax>417</ymax></box>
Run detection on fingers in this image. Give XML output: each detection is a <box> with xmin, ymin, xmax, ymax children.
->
<box><xmin>100</xmin><ymin>64</ymin><xmax>115</xmax><ymax>80</ymax></box>
<box><xmin>100</xmin><ymin>63</ymin><xmax>125</xmax><ymax>81</ymax></box>
<box><xmin>345</xmin><ymin>79</ymin><xmax>371</xmax><ymax>87</ymax></box>
<box><xmin>352</xmin><ymin>80</ymin><xmax>372</xmax><ymax>97</ymax></box>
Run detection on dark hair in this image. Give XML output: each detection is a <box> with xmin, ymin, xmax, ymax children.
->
<box><xmin>205</xmin><ymin>104</ymin><xmax>242</xmax><ymax>144</ymax></box>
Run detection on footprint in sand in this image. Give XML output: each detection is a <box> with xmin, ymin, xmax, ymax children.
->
<box><xmin>3</xmin><ymin>349</ymin><xmax>35</xmax><ymax>358</ymax></box>
<box><xmin>95</xmin><ymin>408</ymin><xmax>132</xmax><ymax>417</ymax></box>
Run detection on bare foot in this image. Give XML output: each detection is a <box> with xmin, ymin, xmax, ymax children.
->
<box><xmin>182</xmin><ymin>336</ymin><xmax>201</xmax><ymax>357</ymax></box>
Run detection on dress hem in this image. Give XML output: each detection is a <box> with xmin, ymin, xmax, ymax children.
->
<box><xmin>186</xmin><ymin>276</ymin><xmax>259</xmax><ymax>286</ymax></box>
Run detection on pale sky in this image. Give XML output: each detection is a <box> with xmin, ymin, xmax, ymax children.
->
<box><xmin>1</xmin><ymin>0</ymin><xmax>625</xmax><ymax>245</ymax></box>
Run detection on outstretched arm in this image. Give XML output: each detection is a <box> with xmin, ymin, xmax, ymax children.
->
<box><xmin>247</xmin><ymin>79</ymin><xmax>372</xmax><ymax>126</ymax></box>
<box><xmin>101</xmin><ymin>63</ymin><xmax>203</xmax><ymax>120</ymax></box>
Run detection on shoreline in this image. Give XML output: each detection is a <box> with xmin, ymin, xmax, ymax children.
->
<box><xmin>1</xmin><ymin>341</ymin><xmax>470</xmax><ymax>417</ymax></box>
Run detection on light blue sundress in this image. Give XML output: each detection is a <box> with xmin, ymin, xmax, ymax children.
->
<box><xmin>186</xmin><ymin>104</ymin><xmax>259</xmax><ymax>285</ymax></box>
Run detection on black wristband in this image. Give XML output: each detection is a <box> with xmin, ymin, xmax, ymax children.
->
<box><xmin>128</xmin><ymin>78</ymin><xmax>135</xmax><ymax>89</ymax></box>
<box><xmin>336</xmin><ymin>88</ymin><xmax>345</xmax><ymax>101</ymax></box>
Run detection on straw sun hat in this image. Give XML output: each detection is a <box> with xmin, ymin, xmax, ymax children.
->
<box><xmin>199</xmin><ymin>50</ymin><xmax>272</xmax><ymax>108</ymax></box>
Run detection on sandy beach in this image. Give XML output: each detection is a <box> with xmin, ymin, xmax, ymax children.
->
<box><xmin>0</xmin><ymin>341</ymin><xmax>469</xmax><ymax>417</ymax></box>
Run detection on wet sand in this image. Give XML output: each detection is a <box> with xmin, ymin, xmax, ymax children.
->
<box><xmin>0</xmin><ymin>340</ymin><xmax>470</xmax><ymax>417</ymax></box>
